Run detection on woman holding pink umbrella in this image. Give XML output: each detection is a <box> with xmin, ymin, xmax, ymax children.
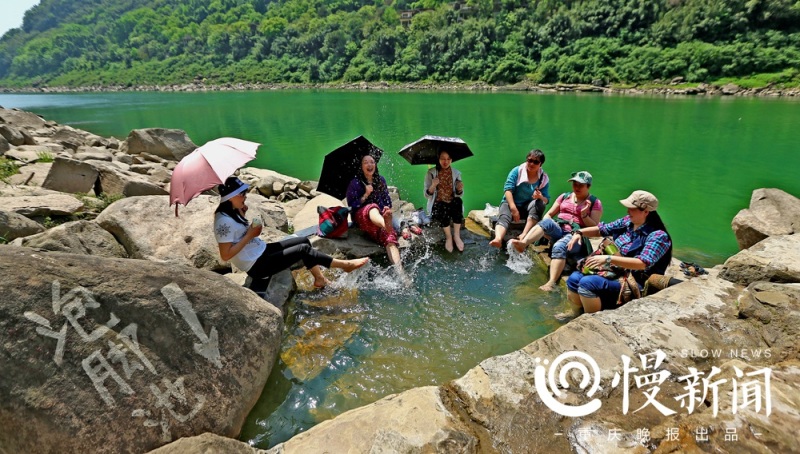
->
<box><xmin>214</xmin><ymin>177</ymin><xmax>368</xmax><ymax>288</ymax></box>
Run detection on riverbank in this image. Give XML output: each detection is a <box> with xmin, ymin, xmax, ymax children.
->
<box><xmin>3</xmin><ymin>79</ymin><xmax>800</xmax><ymax>98</ymax></box>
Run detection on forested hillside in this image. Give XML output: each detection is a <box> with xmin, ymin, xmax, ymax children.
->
<box><xmin>1</xmin><ymin>0</ymin><xmax>799</xmax><ymax>88</ymax></box>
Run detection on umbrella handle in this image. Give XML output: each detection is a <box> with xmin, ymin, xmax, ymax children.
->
<box><xmin>175</xmin><ymin>204</ymin><xmax>180</xmax><ymax>217</ymax></box>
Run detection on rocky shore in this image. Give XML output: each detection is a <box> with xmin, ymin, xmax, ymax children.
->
<box><xmin>3</xmin><ymin>79</ymin><xmax>799</xmax><ymax>98</ymax></box>
<box><xmin>1</xmin><ymin>107</ymin><xmax>798</xmax><ymax>453</ymax></box>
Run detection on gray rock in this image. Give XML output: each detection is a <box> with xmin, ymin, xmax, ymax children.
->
<box><xmin>0</xmin><ymin>135</ymin><xmax>8</xmax><ymax>153</ymax></box>
<box><xmin>74</xmin><ymin>146</ymin><xmax>114</xmax><ymax>162</ymax></box>
<box><xmin>94</xmin><ymin>161</ymin><xmax>168</xmax><ymax>197</ymax></box>
<box><xmin>42</xmin><ymin>156</ymin><xmax>100</xmax><ymax>194</ymax></box>
<box><xmin>0</xmin><ymin>192</ymin><xmax>84</xmax><ymax>217</ymax></box>
<box><xmin>0</xmin><ymin>246</ymin><xmax>283</xmax><ymax>453</ymax></box>
<box><xmin>731</xmin><ymin>188</ymin><xmax>800</xmax><ymax>250</ymax></box>
<box><xmin>95</xmin><ymin>195</ymin><xmax>287</xmax><ymax>271</ymax></box>
<box><xmin>0</xmin><ymin>209</ymin><xmax>44</xmax><ymax>240</ymax></box>
<box><xmin>147</xmin><ymin>432</ymin><xmax>265</xmax><ymax>454</ymax></box>
<box><xmin>123</xmin><ymin>129</ymin><xmax>197</xmax><ymax>161</ymax></box>
<box><xmin>0</xmin><ymin>124</ymin><xmax>26</xmax><ymax>146</ymax></box>
<box><xmin>721</xmin><ymin>83</ymin><xmax>741</xmax><ymax>95</ymax></box>
<box><xmin>720</xmin><ymin>234</ymin><xmax>800</xmax><ymax>285</ymax></box>
<box><xmin>0</xmin><ymin>108</ymin><xmax>46</xmax><ymax>129</ymax></box>
<box><xmin>12</xmin><ymin>220</ymin><xmax>127</xmax><ymax>258</ymax></box>
<box><xmin>6</xmin><ymin>162</ymin><xmax>53</xmax><ymax>187</ymax></box>
<box><xmin>51</xmin><ymin>126</ymin><xmax>89</xmax><ymax>151</ymax></box>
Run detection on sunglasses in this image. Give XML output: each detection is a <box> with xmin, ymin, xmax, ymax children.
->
<box><xmin>527</xmin><ymin>159</ymin><xmax>541</xmax><ymax>165</ymax></box>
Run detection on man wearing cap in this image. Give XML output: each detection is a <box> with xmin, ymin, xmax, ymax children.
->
<box><xmin>564</xmin><ymin>190</ymin><xmax>672</xmax><ymax>314</ymax></box>
<box><xmin>510</xmin><ymin>170</ymin><xmax>603</xmax><ymax>291</ymax></box>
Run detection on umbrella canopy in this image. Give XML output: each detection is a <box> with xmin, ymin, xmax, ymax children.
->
<box><xmin>398</xmin><ymin>135</ymin><xmax>473</xmax><ymax>165</ymax></box>
<box><xmin>169</xmin><ymin>137</ymin><xmax>260</xmax><ymax>215</ymax></box>
<box><xmin>317</xmin><ymin>135</ymin><xmax>384</xmax><ymax>200</ymax></box>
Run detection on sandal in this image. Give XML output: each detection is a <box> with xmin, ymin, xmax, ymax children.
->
<box><xmin>409</xmin><ymin>225</ymin><xmax>422</xmax><ymax>235</ymax></box>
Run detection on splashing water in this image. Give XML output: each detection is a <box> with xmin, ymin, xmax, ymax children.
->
<box><xmin>505</xmin><ymin>241</ymin><xmax>534</xmax><ymax>274</ymax></box>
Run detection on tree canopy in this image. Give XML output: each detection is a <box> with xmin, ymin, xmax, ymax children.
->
<box><xmin>1</xmin><ymin>0</ymin><xmax>798</xmax><ymax>87</ymax></box>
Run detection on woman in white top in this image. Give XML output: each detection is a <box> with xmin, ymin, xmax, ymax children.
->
<box><xmin>214</xmin><ymin>177</ymin><xmax>368</xmax><ymax>288</ymax></box>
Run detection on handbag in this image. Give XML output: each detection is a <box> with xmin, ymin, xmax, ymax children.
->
<box><xmin>616</xmin><ymin>271</ymin><xmax>641</xmax><ymax>306</ymax></box>
<box><xmin>317</xmin><ymin>206</ymin><xmax>350</xmax><ymax>238</ymax></box>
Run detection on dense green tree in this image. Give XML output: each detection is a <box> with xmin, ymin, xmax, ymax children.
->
<box><xmin>0</xmin><ymin>0</ymin><xmax>797</xmax><ymax>87</ymax></box>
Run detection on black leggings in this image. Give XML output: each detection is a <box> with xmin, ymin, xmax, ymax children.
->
<box><xmin>247</xmin><ymin>236</ymin><xmax>333</xmax><ymax>279</ymax></box>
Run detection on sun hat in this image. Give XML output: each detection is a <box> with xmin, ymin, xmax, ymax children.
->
<box><xmin>567</xmin><ymin>171</ymin><xmax>592</xmax><ymax>185</ymax></box>
<box><xmin>219</xmin><ymin>177</ymin><xmax>249</xmax><ymax>203</ymax></box>
<box><xmin>620</xmin><ymin>190</ymin><xmax>659</xmax><ymax>211</ymax></box>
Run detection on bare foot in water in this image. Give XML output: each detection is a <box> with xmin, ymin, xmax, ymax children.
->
<box><xmin>454</xmin><ymin>236</ymin><xmax>464</xmax><ymax>252</ymax></box>
<box><xmin>445</xmin><ymin>237</ymin><xmax>454</xmax><ymax>252</ymax></box>
<box><xmin>489</xmin><ymin>238</ymin><xmax>502</xmax><ymax>248</ymax></box>
<box><xmin>341</xmin><ymin>257</ymin><xmax>370</xmax><ymax>272</ymax></box>
<box><xmin>538</xmin><ymin>282</ymin><xmax>556</xmax><ymax>292</ymax></box>
<box><xmin>510</xmin><ymin>239</ymin><xmax>527</xmax><ymax>253</ymax></box>
<box><xmin>313</xmin><ymin>276</ymin><xmax>332</xmax><ymax>289</ymax></box>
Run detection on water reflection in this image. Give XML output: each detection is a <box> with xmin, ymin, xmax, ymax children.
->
<box><xmin>241</xmin><ymin>237</ymin><xmax>564</xmax><ymax>448</ymax></box>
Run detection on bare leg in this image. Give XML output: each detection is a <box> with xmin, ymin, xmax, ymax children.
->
<box><xmin>386</xmin><ymin>243</ymin><xmax>401</xmax><ymax>266</ymax></box>
<box><xmin>489</xmin><ymin>225</ymin><xmax>507</xmax><ymax>248</ymax></box>
<box><xmin>368</xmin><ymin>208</ymin><xmax>386</xmax><ymax>230</ymax></box>
<box><xmin>518</xmin><ymin>217</ymin><xmax>538</xmax><ymax>239</ymax></box>
<box><xmin>310</xmin><ymin>265</ymin><xmax>331</xmax><ymax>288</ymax></box>
<box><xmin>330</xmin><ymin>257</ymin><xmax>370</xmax><ymax>272</ymax></box>
<box><xmin>539</xmin><ymin>258</ymin><xmax>566</xmax><ymax>291</ymax></box>
<box><xmin>580</xmin><ymin>296</ymin><xmax>603</xmax><ymax>313</ymax></box>
<box><xmin>453</xmin><ymin>224</ymin><xmax>464</xmax><ymax>251</ymax></box>
<box><xmin>555</xmin><ymin>290</ymin><xmax>584</xmax><ymax>321</ymax></box>
<box><xmin>443</xmin><ymin>226</ymin><xmax>453</xmax><ymax>252</ymax></box>
<box><xmin>510</xmin><ymin>225</ymin><xmax>544</xmax><ymax>253</ymax></box>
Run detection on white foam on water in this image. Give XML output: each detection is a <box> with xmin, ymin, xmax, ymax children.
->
<box><xmin>505</xmin><ymin>242</ymin><xmax>533</xmax><ymax>274</ymax></box>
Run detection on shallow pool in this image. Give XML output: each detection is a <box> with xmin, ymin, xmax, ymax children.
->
<box><xmin>240</xmin><ymin>237</ymin><xmax>565</xmax><ymax>448</ymax></box>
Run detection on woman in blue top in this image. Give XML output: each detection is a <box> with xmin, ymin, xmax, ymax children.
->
<box><xmin>489</xmin><ymin>149</ymin><xmax>550</xmax><ymax>248</ymax></box>
<box><xmin>565</xmin><ymin>190</ymin><xmax>672</xmax><ymax>315</ymax></box>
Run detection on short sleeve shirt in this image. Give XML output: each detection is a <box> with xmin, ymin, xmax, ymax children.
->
<box><xmin>214</xmin><ymin>213</ymin><xmax>266</xmax><ymax>272</ymax></box>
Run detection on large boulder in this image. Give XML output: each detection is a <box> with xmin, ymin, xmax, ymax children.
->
<box><xmin>0</xmin><ymin>124</ymin><xmax>26</xmax><ymax>146</ymax></box>
<box><xmin>42</xmin><ymin>156</ymin><xmax>100</xmax><ymax>194</ymax></box>
<box><xmin>148</xmin><ymin>432</ymin><xmax>263</xmax><ymax>454</ymax></box>
<box><xmin>0</xmin><ymin>246</ymin><xmax>283</xmax><ymax>453</ymax></box>
<box><xmin>123</xmin><ymin>129</ymin><xmax>196</xmax><ymax>161</ymax></box>
<box><xmin>95</xmin><ymin>195</ymin><xmax>287</xmax><ymax>271</ymax></box>
<box><xmin>0</xmin><ymin>209</ymin><xmax>44</xmax><ymax>240</ymax></box>
<box><xmin>94</xmin><ymin>161</ymin><xmax>169</xmax><ymax>197</ymax></box>
<box><xmin>0</xmin><ymin>192</ymin><xmax>84</xmax><ymax>218</ymax></box>
<box><xmin>0</xmin><ymin>107</ymin><xmax>47</xmax><ymax>129</ymax></box>
<box><xmin>731</xmin><ymin>188</ymin><xmax>800</xmax><ymax>250</ymax></box>
<box><xmin>11</xmin><ymin>220</ymin><xmax>127</xmax><ymax>258</ymax></box>
<box><xmin>7</xmin><ymin>161</ymin><xmax>53</xmax><ymax>187</ymax></box>
<box><xmin>719</xmin><ymin>234</ymin><xmax>800</xmax><ymax>285</ymax></box>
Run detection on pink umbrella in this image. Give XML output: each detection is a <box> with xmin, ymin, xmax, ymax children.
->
<box><xmin>169</xmin><ymin>137</ymin><xmax>261</xmax><ymax>216</ymax></box>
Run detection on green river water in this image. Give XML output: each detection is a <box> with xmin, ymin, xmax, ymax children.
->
<box><xmin>1</xmin><ymin>90</ymin><xmax>797</xmax><ymax>447</ymax></box>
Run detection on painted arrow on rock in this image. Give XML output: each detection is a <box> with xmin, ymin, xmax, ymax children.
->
<box><xmin>161</xmin><ymin>283</ymin><xmax>222</xmax><ymax>368</ymax></box>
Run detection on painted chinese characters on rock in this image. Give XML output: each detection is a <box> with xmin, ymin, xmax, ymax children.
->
<box><xmin>23</xmin><ymin>281</ymin><xmax>214</xmax><ymax>442</ymax></box>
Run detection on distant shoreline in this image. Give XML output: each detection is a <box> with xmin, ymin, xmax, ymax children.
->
<box><xmin>2</xmin><ymin>80</ymin><xmax>799</xmax><ymax>98</ymax></box>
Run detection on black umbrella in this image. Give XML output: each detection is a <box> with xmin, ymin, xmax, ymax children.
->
<box><xmin>317</xmin><ymin>135</ymin><xmax>384</xmax><ymax>200</ymax></box>
<box><xmin>398</xmin><ymin>135</ymin><xmax>473</xmax><ymax>165</ymax></box>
